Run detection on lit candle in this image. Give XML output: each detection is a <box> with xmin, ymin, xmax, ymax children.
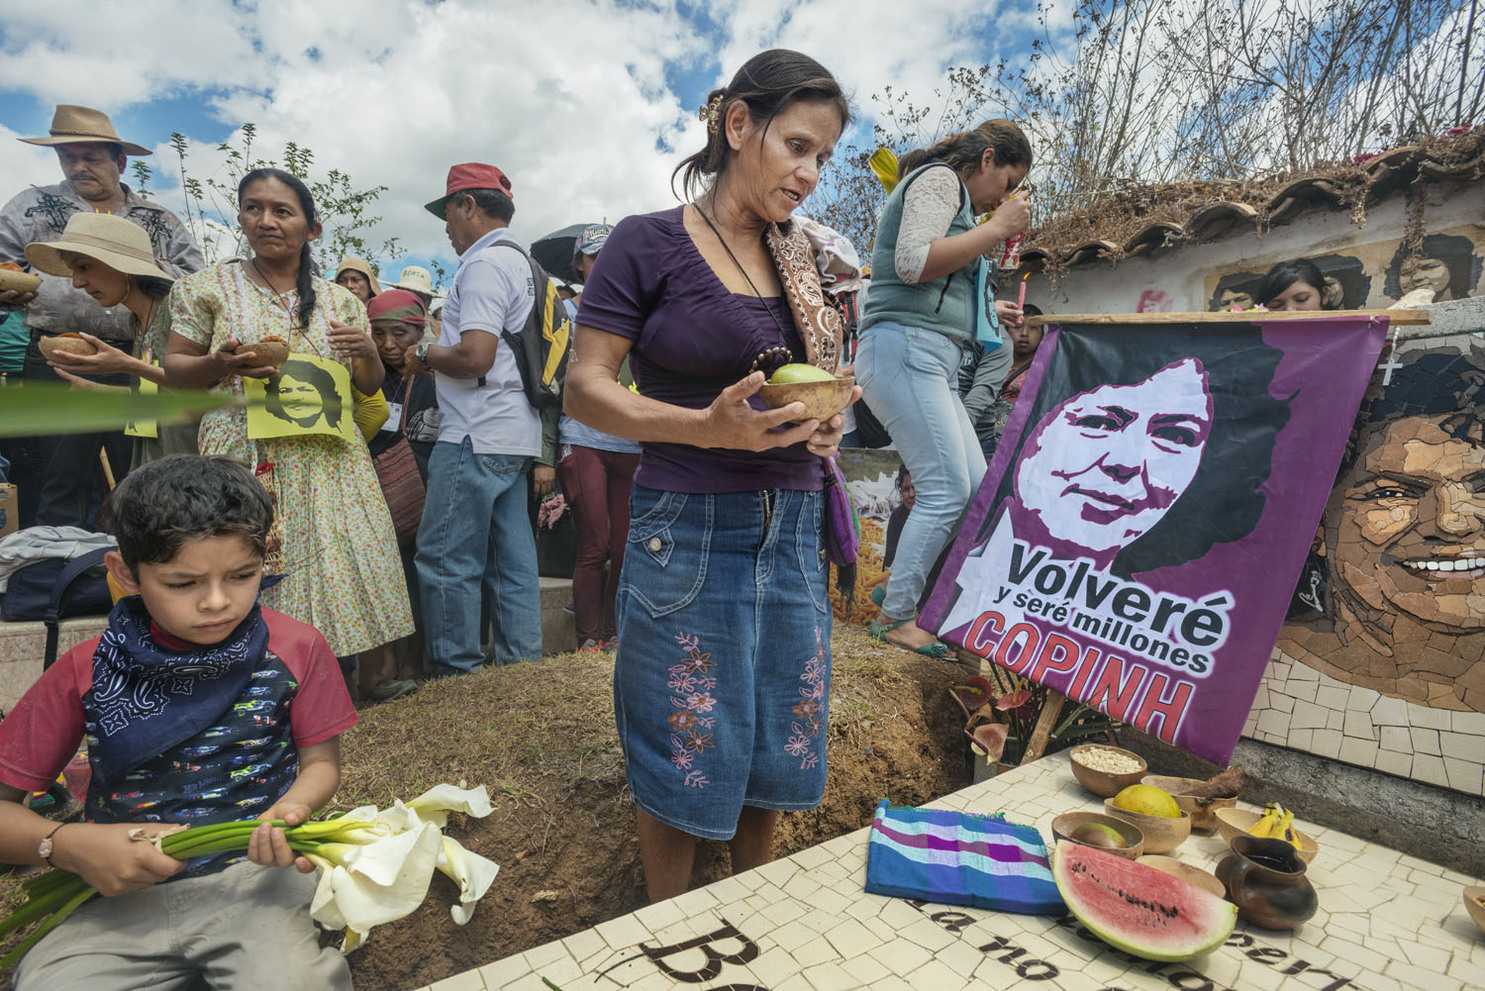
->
<box><xmin>1017</xmin><ymin>273</ymin><xmax>1028</xmax><ymax>310</ymax></box>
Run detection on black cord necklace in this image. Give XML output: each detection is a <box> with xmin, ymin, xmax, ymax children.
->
<box><xmin>695</xmin><ymin>203</ymin><xmax>793</xmax><ymax>373</ymax></box>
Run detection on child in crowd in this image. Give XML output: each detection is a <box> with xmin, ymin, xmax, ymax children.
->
<box><xmin>0</xmin><ymin>455</ymin><xmax>355</xmax><ymax>989</ymax></box>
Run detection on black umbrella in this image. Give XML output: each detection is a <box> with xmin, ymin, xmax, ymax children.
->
<box><xmin>531</xmin><ymin>222</ymin><xmax>600</xmax><ymax>284</ymax></box>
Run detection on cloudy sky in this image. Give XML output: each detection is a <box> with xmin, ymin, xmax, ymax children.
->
<box><xmin>0</xmin><ymin>0</ymin><xmax>1058</xmax><ymax>283</ymax></box>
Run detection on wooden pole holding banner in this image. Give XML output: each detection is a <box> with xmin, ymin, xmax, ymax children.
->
<box><xmin>1021</xmin><ymin>690</ymin><xmax>1066</xmax><ymax>764</ymax></box>
<box><xmin>1025</xmin><ymin>308</ymin><xmax>1431</xmax><ymax>329</ymax></box>
<box><xmin>99</xmin><ymin>446</ymin><xmax>116</xmax><ymax>491</ymax></box>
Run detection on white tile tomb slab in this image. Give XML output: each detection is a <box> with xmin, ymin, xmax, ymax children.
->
<box><xmin>414</xmin><ymin>757</ymin><xmax>1484</xmax><ymax>991</ymax></box>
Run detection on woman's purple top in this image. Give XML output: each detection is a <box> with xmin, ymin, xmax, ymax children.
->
<box><xmin>576</xmin><ymin>206</ymin><xmax>822</xmax><ymax>494</ymax></box>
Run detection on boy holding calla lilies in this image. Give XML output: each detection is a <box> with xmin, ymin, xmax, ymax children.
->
<box><xmin>0</xmin><ymin>455</ymin><xmax>355</xmax><ymax>988</ymax></box>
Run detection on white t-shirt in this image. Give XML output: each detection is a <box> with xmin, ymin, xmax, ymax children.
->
<box><xmin>435</xmin><ymin>228</ymin><xmax>540</xmax><ymax>456</ymax></box>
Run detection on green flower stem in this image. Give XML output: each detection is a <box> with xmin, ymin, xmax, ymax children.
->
<box><xmin>21</xmin><ymin>868</ymin><xmax>80</xmax><ymax>899</ymax></box>
<box><xmin>0</xmin><ymin>888</ymin><xmax>97</xmax><ymax>973</ymax></box>
<box><xmin>0</xmin><ymin>881</ymin><xmax>86</xmax><ymax>939</ymax></box>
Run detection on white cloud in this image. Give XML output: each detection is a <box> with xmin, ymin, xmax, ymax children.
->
<box><xmin>0</xmin><ymin>0</ymin><xmax>1012</xmax><ymax>275</ymax></box>
<box><xmin>712</xmin><ymin>0</ymin><xmax>1005</xmax><ymax>140</ymax></box>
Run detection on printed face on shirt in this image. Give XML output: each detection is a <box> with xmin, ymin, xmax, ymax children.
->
<box><xmin>263</xmin><ymin>359</ymin><xmax>344</xmax><ymax>430</ymax></box>
<box><xmin>111</xmin><ymin>536</ymin><xmax>265</xmax><ymax>646</ymax></box>
<box><xmin>1332</xmin><ymin>415</ymin><xmax>1485</xmax><ymax>631</ymax></box>
<box><xmin>1014</xmin><ymin>358</ymin><xmax>1214</xmax><ymax>556</ymax></box>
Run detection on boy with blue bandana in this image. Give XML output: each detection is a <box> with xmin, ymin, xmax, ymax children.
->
<box><xmin>0</xmin><ymin>455</ymin><xmax>355</xmax><ymax>988</ymax></box>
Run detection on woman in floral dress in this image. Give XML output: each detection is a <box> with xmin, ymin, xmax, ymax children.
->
<box><xmin>163</xmin><ymin>168</ymin><xmax>412</xmax><ymax>659</ymax></box>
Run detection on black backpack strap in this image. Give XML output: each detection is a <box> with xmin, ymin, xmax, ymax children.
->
<box><xmin>481</xmin><ymin>240</ymin><xmax>546</xmax><ymax>390</ymax></box>
<box><xmin>43</xmin><ymin>547</ymin><xmax>110</xmax><ymax>670</ymax></box>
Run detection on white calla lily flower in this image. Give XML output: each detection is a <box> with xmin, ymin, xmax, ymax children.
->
<box><xmin>436</xmin><ymin>836</ymin><xmax>500</xmax><ymax>925</ymax></box>
<box><xmin>405</xmin><ymin>783</ymin><xmax>494</xmax><ymax>827</ymax></box>
<box><xmin>309</xmin><ymin>822</ymin><xmax>443</xmax><ymax>950</ymax></box>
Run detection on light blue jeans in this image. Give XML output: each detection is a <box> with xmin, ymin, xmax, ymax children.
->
<box><xmin>417</xmin><ymin>438</ymin><xmax>542</xmax><ymax>670</ymax></box>
<box><xmin>856</xmin><ymin>323</ymin><xmax>987</xmax><ymax>622</ymax></box>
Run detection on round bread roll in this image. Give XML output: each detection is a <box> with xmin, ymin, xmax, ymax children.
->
<box><xmin>38</xmin><ymin>333</ymin><xmax>98</xmax><ymax>361</ymax></box>
<box><xmin>0</xmin><ymin>268</ymin><xmax>41</xmax><ymax>294</ymax></box>
<box><xmin>237</xmin><ymin>336</ymin><xmax>289</xmax><ymax>369</ymax></box>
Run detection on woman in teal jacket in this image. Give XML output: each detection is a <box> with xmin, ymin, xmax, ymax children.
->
<box><xmin>856</xmin><ymin>120</ymin><xmax>1033</xmax><ymax>657</ymax></box>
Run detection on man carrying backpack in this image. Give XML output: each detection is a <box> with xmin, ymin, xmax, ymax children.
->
<box><xmin>405</xmin><ymin>163</ymin><xmax>544</xmax><ymax>672</ymax></box>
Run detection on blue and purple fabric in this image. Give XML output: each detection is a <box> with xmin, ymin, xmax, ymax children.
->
<box><xmin>864</xmin><ymin>800</ymin><xmax>1065</xmax><ymax>914</ymax></box>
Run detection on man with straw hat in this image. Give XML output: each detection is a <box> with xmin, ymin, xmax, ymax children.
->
<box><xmin>332</xmin><ymin>255</ymin><xmax>380</xmax><ymax>304</ymax></box>
<box><xmin>0</xmin><ymin>104</ymin><xmax>203</xmax><ymax>528</ymax></box>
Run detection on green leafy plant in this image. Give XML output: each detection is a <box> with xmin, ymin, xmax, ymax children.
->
<box><xmin>170</xmin><ymin>125</ymin><xmax>403</xmax><ymax>275</ymax></box>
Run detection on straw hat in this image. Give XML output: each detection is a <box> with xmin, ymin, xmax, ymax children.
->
<box><xmin>388</xmin><ymin>264</ymin><xmax>434</xmax><ymax>297</ymax></box>
<box><xmin>333</xmin><ymin>256</ymin><xmax>382</xmax><ymax>295</ymax></box>
<box><xmin>20</xmin><ymin>105</ymin><xmax>151</xmax><ymax>157</ymax></box>
<box><xmin>25</xmin><ymin>212</ymin><xmax>173</xmax><ymax>282</ymax></box>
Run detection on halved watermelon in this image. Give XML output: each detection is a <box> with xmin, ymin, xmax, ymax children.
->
<box><xmin>1053</xmin><ymin>842</ymin><xmax>1236</xmax><ymax>961</ymax></box>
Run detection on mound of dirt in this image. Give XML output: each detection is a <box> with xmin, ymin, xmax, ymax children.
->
<box><xmin>340</xmin><ymin>625</ymin><xmax>969</xmax><ymax>991</ymax></box>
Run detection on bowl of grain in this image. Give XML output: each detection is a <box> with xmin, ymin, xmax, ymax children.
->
<box><xmin>1068</xmin><ymin>744</ymin><xmax>1148</xmax><ymax>798</ymax></box>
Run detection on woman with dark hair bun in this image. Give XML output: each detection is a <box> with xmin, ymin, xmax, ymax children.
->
<box><xmin>566</xmin><ymin>49</ymin><xmax>855</xmax><ymax>900</ymax></box>
<box><xmin>1256</xmin><ymin>259</ymin><xmax>1335</xmax><ymax>312</ymax></box>
<box><xmin>162</xmin><ymin>168</ymin><xmax>413</xmax><ymax>665</ymax></box>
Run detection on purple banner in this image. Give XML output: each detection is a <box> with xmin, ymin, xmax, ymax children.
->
<box><xmin>922</xmin><ymin>318</ymin><xmax>1388</xmax><ymax>764</ymax></box>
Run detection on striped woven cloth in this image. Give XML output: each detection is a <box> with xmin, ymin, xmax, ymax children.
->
<box><xmin>864</xmin><ymin>800</ymin><xmax>1066</xmax><ymax>914</ymax></box>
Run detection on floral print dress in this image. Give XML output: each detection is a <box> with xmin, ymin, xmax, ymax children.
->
<box><xmin>169</xmin><ymin>259</ymin><xmax>414</xmax><ymax>657</ymax></box>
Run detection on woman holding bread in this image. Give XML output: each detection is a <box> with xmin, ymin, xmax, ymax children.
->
<box><xmin>163</xmin><ymin>168</ymin><xmax>413</xmax><ymax>661</ymax></box>
<box><xmin>24</xmin><ymin>212</ymin><xmax>198</xmax><ymax>467</ymax></box>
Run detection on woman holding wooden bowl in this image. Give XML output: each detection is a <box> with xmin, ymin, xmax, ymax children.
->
<box><xmin>23</xmin><ymin>212</ymin><xmax>195</xmax><ymax>467</ymax></box>
<box><xmin>564</xmin><ymin>49</ymin><xmax>859</xmax><ymax>903</ymax></box>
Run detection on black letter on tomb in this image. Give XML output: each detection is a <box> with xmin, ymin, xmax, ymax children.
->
<box><xmin>640</xmin><ymin>919</ymin><xmax>761</xmax><ymax>983</ymax></box>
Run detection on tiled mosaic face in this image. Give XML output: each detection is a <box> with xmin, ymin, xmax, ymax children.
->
<box><xmin>1335</xmin><ymin>415</ymin><xmax>1485</xmax><ymax>633</ymax></box>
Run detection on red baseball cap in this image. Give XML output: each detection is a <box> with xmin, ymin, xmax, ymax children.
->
<box><xmin>425</xmin><ymin>163</ymin><xmax>514</xmax><ymax>219</ymax></box>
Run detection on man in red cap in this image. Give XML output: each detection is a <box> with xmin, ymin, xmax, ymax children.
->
<box><xmin>405</xmin><ymin>164</ymin><xmax>543</xmax><ymax>673</ymax></box>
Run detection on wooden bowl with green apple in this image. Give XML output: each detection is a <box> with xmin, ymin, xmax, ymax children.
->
<box><xmin>758</xmin><ymin>364</ymin><xmax>855</xmax><ymax>423</ymax></box>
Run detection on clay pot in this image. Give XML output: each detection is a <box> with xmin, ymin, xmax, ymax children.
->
<box><xmin>1216</xmin><ymin>835</ymin><xmax>1318</xmax><ymax>931</ymax></box>
<box><xmin>757</xmin><ymin>375</ymin><xmax>854</xmax><ymax>422</ymax></box>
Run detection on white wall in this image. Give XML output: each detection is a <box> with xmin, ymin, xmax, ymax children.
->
<box><xmin>1023</xmin><ymin>179</ymin><xmax>1485</xmax><ymax>314</ymax></box>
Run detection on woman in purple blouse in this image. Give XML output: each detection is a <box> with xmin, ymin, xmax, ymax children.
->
<box><xmin>565</xmin><ymin>49</ymin><xmax>855</xmax><ymax>902</ymax></box>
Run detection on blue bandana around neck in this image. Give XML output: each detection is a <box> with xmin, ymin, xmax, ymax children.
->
<box><xmin>86</xmin><ymin>597</ymin><xmax>270</xmax><ymax>787</ymax></box>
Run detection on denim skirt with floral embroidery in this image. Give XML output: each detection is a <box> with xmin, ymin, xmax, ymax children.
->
<box><xmin>614</xmin><ymin>485</ymin><xmax>833</xmax><ymax>841</ymax></box>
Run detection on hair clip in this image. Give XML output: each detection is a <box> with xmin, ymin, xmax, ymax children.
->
<box><xmin>698</xmin><ymin>94</ymin><xmax>724</xmax><ymax>136</ymax></box>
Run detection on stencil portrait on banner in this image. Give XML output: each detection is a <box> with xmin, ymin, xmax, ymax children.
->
<box><xmin>922</xmin><ymin>317</ymin><xmax>1388</xmax><ymax>764</ymax></box>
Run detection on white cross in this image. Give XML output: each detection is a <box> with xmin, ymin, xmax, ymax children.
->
<box><xmin>1379</xmin><ymin>326</ymin><xmax>1404</xmax><ymax>386</ymax></box>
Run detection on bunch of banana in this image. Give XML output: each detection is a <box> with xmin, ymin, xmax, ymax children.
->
<box><xmin>1249</xmin><ymin>803</ymin><xmax>1300</xmax><ymax>847</ymax></box>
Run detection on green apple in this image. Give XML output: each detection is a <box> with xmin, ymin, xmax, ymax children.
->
<box><xmin>767</xmin><ymin>363</ymin><xmax>833</xmax><ymax>384</ymax></box>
